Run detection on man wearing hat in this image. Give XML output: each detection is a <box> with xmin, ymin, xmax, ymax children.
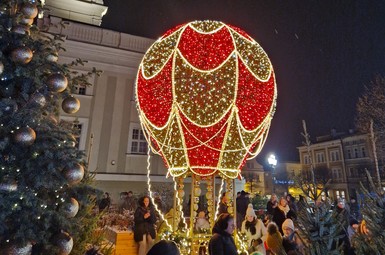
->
<box><xmin>241</xmin><ymin>204</ymin><xmax>267</xmax><ymax>255</ymax></box>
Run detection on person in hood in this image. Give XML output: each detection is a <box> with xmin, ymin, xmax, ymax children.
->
<box><xmin>241</xmin><ymin>204</ymin><xmax>267</xmax><ymax>255</ymax></box>
<box><xmin>208</xmin><ymin>213</ymin><xmax>238</xmax><ymax>255</ymax></box>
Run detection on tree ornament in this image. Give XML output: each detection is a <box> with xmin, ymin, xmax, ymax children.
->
<box><xmin>0</xmin><ymin>61</ymin><xmax>4</xmax><ymax>74</ymax></box>
<box><xmin>62</xmin><ymin>198</ymin><xmax>79</xmax><ymax>218</ymax></box>
<box><xmin>0</xmin><ymin>179</ymin><xmax>18</xmax><ymax>192</ymax></box>
<box><xmin>0</xmin><ymin>242</ymin><xmax>32</xmax><ymax>255</ymax></box>
<box><xmin>54</xmin><ymin>232</ymin><xmax>73</xmax><ymax>255</ymax></box>
<box><xmin>12</xmin><ymin>24</ymin><xmax>30</xmax><ymax>35</ymax></box>
<box><xmin>63</xmin><ymin>163</ymin><xmax>84</xmax><ymax>185</ymax></box>
<box><xmin>62</xmin><ymin>96</ymin><xmax>80</xmax><ymax>114</ymax></box>
<box><xmin>30</xmin><ymin>92</ymin><xmax>46</xmax><ymax>107</ymax></box>
<box><xmin>0</xmin><ymin>98</ymin><xmax>18</xmax><ymax>115</ymax></box>
<box><xmin>20</xmin><ymin>3</ymin><xmax>38</xmax><ymax>19</ymax></box>
<box><xmin>46</xmin><ymin>73</ymin><xmax>67</xmax><ymax>92</ymax></box>
<box><xmin>18</xmin><ymin>17</ymin><xmax>34</xmax><ymax>26</ymax></box>
<box><xmin>46</xmin><ymin>53</ymin><xmax>58</xmax><ymax>62</ymax></box>
<box><xmin>14</xmin><ymin>127</ymin><xmax>36</xmax><ymax>146</ymax></box>
<box><xmin>11</xmin><ymin>47</ymin><xmax>33</xmax><ymax>64</ymax></box>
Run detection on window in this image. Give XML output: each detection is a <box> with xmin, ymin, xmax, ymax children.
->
<box><xmin>347</xmin><ymin>149</ymin><xmax>351</xmax><ymax>159</ymax></box>
<box><xmin>336</xmin><ymin>190</ymin><xmax>345</xmax><ymax>200</ymax></box>
<box><xmin>361</xmin><ymin>147</ymin><xmax>366</xmax><ymax>157</ymax></box>
<box><xmin>128</xmin><ymin>125</ymin><xmax>148</xmax><ymax>154</ymax></box>
<box><xmin>303</xmin><ymin>154</ymin><xmax>310</xmax><ymax>164</ymax></box>
<box><xmin>70</xmin><ymin>69</ymin><xmax>95</xmax><ymax>96</ymax></box>
<box><xmin>332</xmin><ymin>168</ymin><xmax>343</xmax><ymax>181</ymax></box>
<box><xmin>354</xmin><ymin>148</ymin><xmax>359</xmax><ymax>158</ymax></box>
<box><xmin>59</xmin><ymin>117</ymin><xmax>89</xmax><ymax>151</ymax></box>
<box><xmin>74</xmin><ymin>84</ymin><xmax>87</xmax><ymax>95</ymax></box>
<box><xmin>316</xmin><ymin>152</ymin><xmax>325</xmax><ymax>163</ymax></box>
<box><xmin>330</xmin><ymin>150</ymin><xmax>340</xmax><ymax>162</ymax></box>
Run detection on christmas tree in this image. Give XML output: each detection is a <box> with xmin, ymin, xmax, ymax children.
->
<box><xmin>0</xmin><ymin>1</ymin><xmax>101</xmax><ymax>254</ymax></box>
<box><xmin>351</xmin><ymin>170</ymin><xmax>385</xmax><ymax>254</ymax></box>
<box><xmin>294</xmin><ymin>121</ymin><xmax>344</xmax><ymax>255</ymax></box>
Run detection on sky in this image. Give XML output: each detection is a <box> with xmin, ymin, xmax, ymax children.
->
<box><xmin>101</xmin><ymin>0</ymin><xmax>385</xmax><ymax>164</ymax></box>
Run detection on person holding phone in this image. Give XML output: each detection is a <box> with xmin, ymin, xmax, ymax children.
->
<box><xmin>134</xmin><ymin>195</ymin><xmax>157</xmax><ymax>255</ymax></box>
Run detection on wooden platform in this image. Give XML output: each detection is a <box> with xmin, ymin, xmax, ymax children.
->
<box><xmin>104</xmin><ymin>227</ymin><xmax>138</xmax><ymax>255</ymax></box>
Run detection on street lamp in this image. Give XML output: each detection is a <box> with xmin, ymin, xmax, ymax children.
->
<box><xmin>268</xmin><ymin>154</ymin><xmax>277</xmax><ymax>194</ymax></box>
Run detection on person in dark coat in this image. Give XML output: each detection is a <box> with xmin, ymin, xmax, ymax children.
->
<box><xmin>134</xmin><ymin>195</ymin><xmax>157</xmax><ymax>255</ymax></box>
<box><xmin>208</xmin><ymin>213</ymin><xmax>238</xmax><ymax>255</ymax></box>
<box><xmin>98</xmin><ymin>192</ymin><xmax>111</xmax><ymax>211</ymax></box>
<box><xmin>146</xmin><ymin>240</ymin><xmax>180</xmax><ymax>255</ymax></box>
<box><xmin>272</xmin><ymin>197</ymin><xmax>296</xmax><ymax>235</ymax></box>
<box><xmin>266</xmin><ymin>194</ymin><xmax>278</xmax><ymax>218</ymax></box>
<box><xmin>236</xmin><ymin>190</ymin><xmax>249</xmax><ymax>229</ymax></box>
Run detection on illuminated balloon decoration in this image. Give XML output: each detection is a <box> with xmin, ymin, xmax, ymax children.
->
<box><xmin>136</xmin><ymin>20</ymin><xmax>277</xmax><ymax>179</ymax></box>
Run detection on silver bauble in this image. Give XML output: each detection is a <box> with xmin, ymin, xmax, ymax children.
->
<box><xmin>14</xmin><ymin>127</ymin><xmax>36</xmax><ymax>146</ymax></box>
<box><xmin>54</xmin><ymin>232</ymin><xmax>73</xmax><ymax>255</ymax></box>
<box><xmin>0</xmin><ymin>61</ymin><xmax>4</xmax><ymax>74</ymax></box>
<box><xmin>46</xmin><ymin>53</ymin><xmax>58</xmax><ymax>62</ymax></box>
<box><xmin>0</xmin><ymin>242</ymin><xmax>32</xmax><ymax>255</ymax></box>
<box><xmin>0</xmin><ymin>180</ymin><xmax>18</xmax><ymax>191</ymax></box>
<box><xmin>47</xmin><ymin>73</ymin><xmax>67</xmax><ymax>92</ymax></box>
<box><xmin>62</xmin><ymin>96</ymin><xmax>80</xmax><ymax>114</ymax></box>
<box><xmin>20</xmin><ymin>3</ymin><xmax>38</xmax><ymax>19</ymax></box>
<box><xmin>30</xmin><ymin>92</ymin><xmax>46</xmax><ymax>107</ymax></box>
<box><xmin>11</xmin><ymin>47</ymin><xmax>33</xmax><ymax>64</ymax></box>
<box><xmin>62</xmin><ymin>198</ymin><xmax>79</xmax><ymax>218</ymax></box>
<box><xmin>12</xmin><ymin>24</ymin><xmax>30</xmax><ymax>35</ymax></box>
<box><xmin>63</xmin><ymin>163</ymin><xmax>84</xmax><ymax>185</ymax></box>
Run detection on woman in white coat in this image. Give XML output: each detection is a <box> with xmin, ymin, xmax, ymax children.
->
<box><xmin>241</xmin><ymin>204</ymin><xmax>267</xmax><ymax>255</ymax></box>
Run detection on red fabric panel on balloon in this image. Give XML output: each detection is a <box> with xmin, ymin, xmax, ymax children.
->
<box><xmin>236</xmin><ymin>58</ymin><xmax>275</xmax><ymax>130</ymax></box>
<box><xmin>137</xmin><ymin>59</ymin><xmax>173</xmax><ymax>127</ymax></box>
<box><xmin>178</xmin><ymin>25</ymin><xmax>234</xmax><ymax>70</ymax></box>
<box><xmin>180</xmin><ymin>111</ymin><xmax>230</xmax><ymax>175</ymax></box>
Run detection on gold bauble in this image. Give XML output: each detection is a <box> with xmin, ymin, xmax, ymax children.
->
<box><xmin>54</xmin><ymin>232</ymin><xmax>73</xmax><ymax>255</ymax></box>
<box><xmin>20</xmin><ymin>3</ymin><xmax>38</xmax><ymax>19</ymax></box>
<box><xmin>63</xmin><ymin>163</ymin><xmax>84</xmax><ymax>185</ymax></box>
<box><xmin>0</xmin><ymin>242</ymin><xmax>32</xmax><ymax>255</ymax></box>
<box><xmin>19</xmin><ymin>17</ymin><xmax>34</xmax><ymax>26</ymax></box>
<box><xmin>205</xmin><ymin>193</ymin><xmax>211</xmax><ymax>199</ymax></box>
<box><xmin>177</xmin><ymin>189</ymin><xmax>185</xmax><ymax>198</ymax></box>
<box><xmin>193</xmin><ymin>204</ymin><xmax>199</xmax><ymax>211</ymax></box>
<box><xmin>194</xmin><ymin>187</ymin><xmax>201</xmax><ymax>196</ymax></box>
<box><xmin>14</xmin><ymin>127</ymin><xmax>36</xmax><ymax>146</ymax></box>
<box><xmin>62</xmin><ymin>96</ymin><xmax>80</xmax><ymax>114</ymax></box>
<box><xmin>11</xmin><ymin>47</ymin><xmax>33</xmax><ymax>64</ymax></box>
<box><xmin>47</xmin><ymin>73</ymin><xmax>68</xmax><ymax>92</ymax></box>
<box><xmin>228</xmin><ymin>207</ymin><xmax>234</xmax><ymax>214</ymax></box>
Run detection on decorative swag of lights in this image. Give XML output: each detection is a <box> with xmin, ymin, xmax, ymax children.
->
<box><xmin>136</xmin><ymin>20</ymin><xmax>277</xmax><ymax>179</ymax></box>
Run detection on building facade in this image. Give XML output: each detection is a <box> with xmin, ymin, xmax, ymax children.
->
<box><xmin>297</xmin><ymin>130</ymin><xmax>380</xmax><ymax>201</ymax></box>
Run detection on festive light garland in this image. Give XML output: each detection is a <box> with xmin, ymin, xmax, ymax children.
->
<box><xmin>136</xmin><ymin>20</ymin><xmax>277</xmax><ymax>179</ymax></box>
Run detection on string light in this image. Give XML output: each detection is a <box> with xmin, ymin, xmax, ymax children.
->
<box><xmin>136</xmin><ymin>20</ymin><xmax>277</xmax><ymax>179</ymax></box>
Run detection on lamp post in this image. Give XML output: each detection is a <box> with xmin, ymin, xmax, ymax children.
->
<box><xmin>268</xmin><ymin>154</ymin><xmax>277</xmax><ymax>194</ymax></box>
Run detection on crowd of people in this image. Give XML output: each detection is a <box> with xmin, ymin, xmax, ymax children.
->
<box><xmin>97</xmin><ymin>188</ymin><xmax>364</xmax><ymax>255</ymax></box>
